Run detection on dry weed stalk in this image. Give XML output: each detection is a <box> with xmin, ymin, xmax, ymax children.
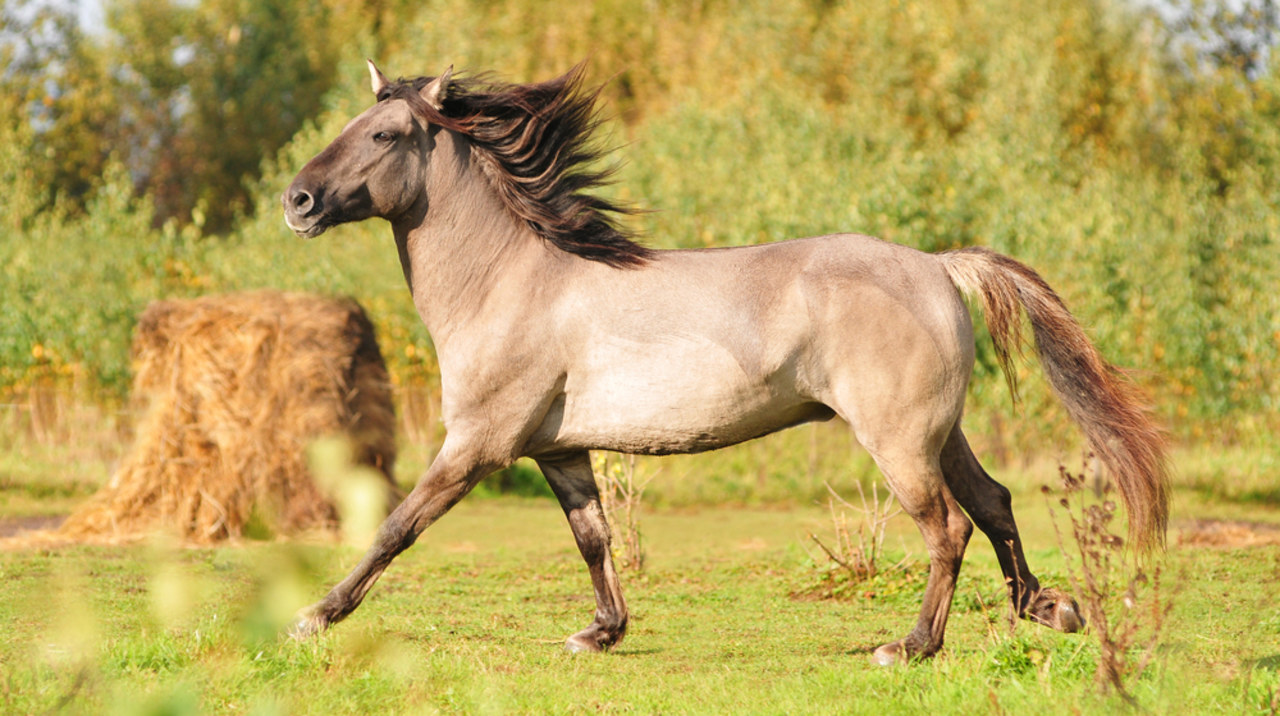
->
<box><xmin>1046</xmin><ymin>459</ymin><xmax>1171</xmax><ymax>702</ymax></box>
<box><xmin>809</xmin><ymin>481</ymin><xmax>902</xmax><ymax>583</ymax></box>
<box><xmin>592</xmin><ymin>452</ymin><xmax>655</xmax><ymax>572</ymax></box>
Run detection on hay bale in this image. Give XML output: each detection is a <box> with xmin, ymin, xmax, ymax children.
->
<box><xmin>58</xmin><ymin>291</ymin><xmax>398</xmax><ymax>543</ymax></box>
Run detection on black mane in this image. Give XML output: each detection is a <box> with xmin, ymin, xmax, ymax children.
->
<box><xmin>380</xmin><ymin>66</ymin><xmax>651</xmax><ymax>268</ymax></box>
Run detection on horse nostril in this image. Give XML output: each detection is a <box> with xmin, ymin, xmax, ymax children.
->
<box><xmin>291</xmin><ymin>189</ymin><xmax>314</xmax><ymax>212</ymax></box>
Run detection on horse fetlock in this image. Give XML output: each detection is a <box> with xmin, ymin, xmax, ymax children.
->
<box><xmin>1024</xmin><ymin>587</ymin><xmax>1085</xmax><ymax>633</ymax></box>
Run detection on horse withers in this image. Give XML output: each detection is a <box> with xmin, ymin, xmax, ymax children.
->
<box><xmin>282</xmin><ymin>61</ymin><xmax>1167</xmax><ymax>664</ymax></box>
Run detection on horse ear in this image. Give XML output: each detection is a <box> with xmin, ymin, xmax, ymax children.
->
<box><xmin>368</xmin><ymin>59</ymin><xmax>390</xmax><ymax>97</ymax></box>
<box><xmin>421</xmin><ymin>65</ymin><xmax>453</xmax><ymax>110</ymax></box>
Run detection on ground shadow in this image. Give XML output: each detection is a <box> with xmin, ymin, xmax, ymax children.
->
<box><xmin>611</xmin><ymin>648</ymin><xmax>662</xmax><ymax>657</ymax></box>
<box><xmin>1249</xmin><ymin>654</ymin><xmax>1280</xmax><ymax>671</ymax></box>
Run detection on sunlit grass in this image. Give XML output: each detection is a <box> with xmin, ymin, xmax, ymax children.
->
<box><xmin>0</xmin><ymin>492</ymin><xmax>1276</xmax><ymax>714</ymax></box>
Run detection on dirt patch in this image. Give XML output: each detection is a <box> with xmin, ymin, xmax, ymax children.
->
<box><xmin>1177</xmin><ymin>519</ymin><xmax>1280</xmax><ymax>548</ymax></box>
<box><xmin>0</xmin><ymin>515</ymin><xmax>66</xmax><ymax>539</ymax></box>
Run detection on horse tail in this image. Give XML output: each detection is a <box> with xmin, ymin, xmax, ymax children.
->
<box><xmin>938</xmin><ymin>246</ymin><xmax>1168</xmax><ymax>552</ymax></box>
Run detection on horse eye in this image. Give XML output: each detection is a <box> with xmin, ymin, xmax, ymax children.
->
<box><xmin>373</xmin><ymin>131</ymin><xmax>395</xmax><ymax>143</ymax></box>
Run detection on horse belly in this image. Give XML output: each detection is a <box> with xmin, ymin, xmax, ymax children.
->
<box><xmin>543</xmin><ymin>339</ymin><xmax>824</xmax><ymax>455</ymax></box>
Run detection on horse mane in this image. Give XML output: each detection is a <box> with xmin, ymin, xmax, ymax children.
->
<box><xmin>379</xmin><ymin>65</ymin><xmax>651</xmax><ymax>268</ymax></box>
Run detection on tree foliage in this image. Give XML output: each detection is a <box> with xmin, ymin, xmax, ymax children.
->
<box><xmin>1</xmin><ymin>0</ymin><xmax>407</xmax><ymax>231</ymax></box>
<box><xmin>1152</xmin><ymin>0</ymin><xmax>1280</xmax><ymax>79</ymax></box>
<box><xmin>105</xmin><ymin>0</ymin><xmax>348</xmax><ymax>231</ymax></box>
<box><xmin>1</xmin><ymin>0</ymin><xmax>120</xmax><ymax>214</ymax></box>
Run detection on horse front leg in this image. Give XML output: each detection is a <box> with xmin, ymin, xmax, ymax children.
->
<box><xmin>290</xmin><ymin>441</ymin><xmax>501</xmax><ymax>638</ymax></box>
<box><xmin>939</xmin><ymin>426</ymin><xmax>1084</xmax><ymax>633</ymax></box>
<box><xmin>537</xmin><ymin>452</ymin><xmax>629</xmax><ymax>653</ymax></box>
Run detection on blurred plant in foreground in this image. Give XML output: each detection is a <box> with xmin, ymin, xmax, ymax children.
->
<box><xmin>1046</xmin><ymin>458</ymin><xmax>1173</xmax><ymax>702</ymax></box>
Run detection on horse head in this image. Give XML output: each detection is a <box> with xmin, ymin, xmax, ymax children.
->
<box><xmin>283</xmin><ymin>61</ymin><xmax>451</xmax><ymax>238</ymax></box>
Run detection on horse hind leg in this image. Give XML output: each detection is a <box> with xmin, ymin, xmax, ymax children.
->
<box><xmin>537</xmin><ymin>452</ymin><xmax>629</xmax><ymax>653</ymax></box>
<box><xmin>939</xmin><ymin>426</ymin><xmax>1084</xmax><ymax>633</ymax></box>
<box><xmin>858</xmin><ymin>442</ymin><xmax>974</xmax><ymax>665</ymax></box>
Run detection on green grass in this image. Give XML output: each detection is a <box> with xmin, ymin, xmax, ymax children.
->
<box><xmin>1</xmin><ymin>331</ymin><xmax>1275</xmax><ymax>715</ymax></box>
<box><xmin>2</xmin><ymin>472</ymin><xmax>1277</xmax><ymax>714</ymax></box>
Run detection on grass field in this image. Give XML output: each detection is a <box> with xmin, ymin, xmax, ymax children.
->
<box><xmin>1</xmin><ymin>418</ymin><xmax>1278</xmax><ymax>715</ymax></box>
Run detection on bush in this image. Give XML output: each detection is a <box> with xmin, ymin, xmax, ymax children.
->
<box><xmin>4</xmin><ymin>0</ymin><xmax>1278</xmax><ymax>449</ymax></box>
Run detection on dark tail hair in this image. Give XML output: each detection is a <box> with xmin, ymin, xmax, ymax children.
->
<box><xmin>940</xmin><ymin>246</ymin><xmax>1168</xmax><ymax>551</ymax></box>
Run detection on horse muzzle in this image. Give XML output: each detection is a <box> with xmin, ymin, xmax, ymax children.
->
<box><xmin>282</xmin><ymin>184</ymin><xmax>330</xmax><ymax>239</ymax></box>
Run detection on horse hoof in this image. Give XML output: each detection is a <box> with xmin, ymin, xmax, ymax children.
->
<box><xmin>871</xmin><ymin>641</ymin><xmax>906</xmax><ymax>667</ymax></box>
<box><xmin>1052</xmin><ymin>599</ymin><xmax>1084</xmax><ymax>633</ymax></box>
<box><xmin>1027</xmin><ymin>588</ymin><xmax>1086</xmax><ymax>633</ymax></box>
<box><xmin>287</xmin><ymin>609</ymin><xmax>329</xmax><ymax>641</ymax></box>
<box><xmin>565</xmin><ymin>633</ymin><xmax>605</xmax><ymax>654</ymax></box>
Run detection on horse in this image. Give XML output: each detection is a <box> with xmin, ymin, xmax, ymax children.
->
<box><xmin>282</xmin><ymin>61</ymin><xmax>1168</xmax><ymax>664</ymax></box>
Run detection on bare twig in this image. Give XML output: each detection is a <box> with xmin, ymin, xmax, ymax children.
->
<box><xmin>807</xmin><ymin>481</ymin><xmax>902</xmax><ymax>590</ymax></box>
<box><xmin>1045</xmin><ymin>457</ymin><xmax>1171</xmax><ymax>702</ymax></box>
<box><xmin>592</xmin><ymin>452</ymin><xmax>655</xmax><ymax>572</ymax></box>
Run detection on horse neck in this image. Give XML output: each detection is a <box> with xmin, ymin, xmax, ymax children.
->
<box><xmin>392</xmin><ymin>129</ymin><xmax>553</xmax><ymax>342</ymax></box>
